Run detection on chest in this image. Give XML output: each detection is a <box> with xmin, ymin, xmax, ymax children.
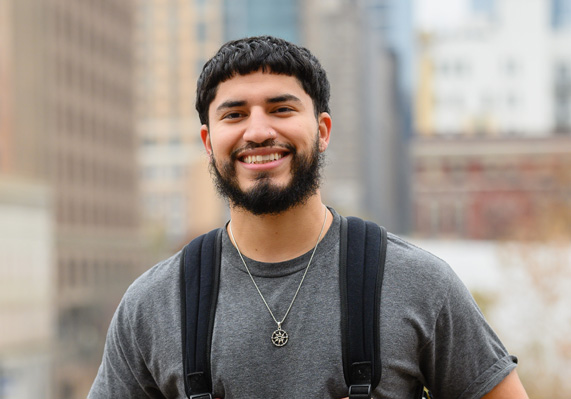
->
<box><xmin>210</xmin><ymin>257</ymin><xmax>346</xmax><ymax>398</ymax></box>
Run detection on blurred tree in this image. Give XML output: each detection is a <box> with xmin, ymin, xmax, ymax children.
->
<box><xmin>494</xmin><ymin>166</ymin><xmax>571</xmax><ymax>398</ymax></box>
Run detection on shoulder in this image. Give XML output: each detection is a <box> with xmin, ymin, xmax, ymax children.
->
<box><xmin>130</xmin><ymin>250</ymin><xmax>182</xmax><ymax>293</ymax></box>
<box><xmin>385</xmin><ymin>232</ymin><xmax>457</xmax><ymax>291</ymax></box>
<box><xmin>128</xmin><ymin>251</ymin><xmax>182</xmax><ymax>297</ymax></box>
<box><xmin>105</xmin><ymin>250</ymin><xmax>184</xmax><ymax>368</ymax></box>
<box><xmin>381</xmin><ymin>232</ymin><xmax>470</xmax><ymax>335</ymax></box>
<box><xmin>90</xmin><ymin>251</ymin><xmax>186</xmax><ymax>398</ymax></box>
<box><xmin>117</xmin><ymin>250</ymin><xmax>183</xmax><ymax>327</ymax></box>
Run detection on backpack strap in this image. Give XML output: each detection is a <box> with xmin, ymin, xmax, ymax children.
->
<box><xmin>340</xmin><ymin>216</ymin><xmax>388</xmax><ymax>399</ymax></box>
<box><xmin>180</xmin><ymin>217</ymin><xmax>389</xmax><ymax>399</ymax></box>
<box><xmin>180</xmin><ymin>228</ymin><xmax>223</xmax><ymax>399</ymax></box>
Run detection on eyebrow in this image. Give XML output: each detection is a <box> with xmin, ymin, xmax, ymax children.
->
<box><xmin>266</xmin><ymin>94</ymin><xmax>302</xmax><ymax>104</ymax></box>
<box><xmin>215</xmin><ymin>94</ymin><xmax>303</xmax><ymax>114</ymax></box>
<box><xmin>215</xmin><ymin>100</ymin><xmax>247</xmax><ymax>113</ymax></box>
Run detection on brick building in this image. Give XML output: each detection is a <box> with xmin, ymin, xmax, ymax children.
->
<box><xmin>412</xmin><ymin>136</ymin><xmax>571</xmax><ymax>239</ymax></box>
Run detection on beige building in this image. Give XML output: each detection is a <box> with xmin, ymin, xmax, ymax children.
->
<box><xmin>1</xmin><ymin>1</ymin><xmax>145</xmax><ymax>397</ymax></box>
<box><xmin>0</xmin><ymin>0</ymin><xmax>13</xmax><ymax>174</ymax></box>
<box><xmin>135</xmin><ymin>0</ymin><xmax>226</xmax><ymax>252</ymax></box>
<box><xmin>0</xmin><ymin>178</ymin><xmax>53</xmax><ymax>399</ymax></box>
<box><xmin>302</xmin><ymin>0</ymin><xmax>404</xmax><ymax>231</ymax></box>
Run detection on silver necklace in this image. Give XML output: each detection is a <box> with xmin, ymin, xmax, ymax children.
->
<box><xmin>228</xmin><ymin>206</ymin><xmax>328</xmax><ymax>347</ymax></box>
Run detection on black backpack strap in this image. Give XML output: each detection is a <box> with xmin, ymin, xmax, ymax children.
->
<box><xmin>180</xmin><ymin>228</ymin><xmax>223</xmax><ymax>399</ymax></box>
<box><xmin>340</xmin><ymin>216</ymin><xmax>388</xmax><ymax>399</ymax></box>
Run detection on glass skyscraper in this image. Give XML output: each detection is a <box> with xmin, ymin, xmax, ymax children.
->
<box><xmin>224</xmin><ymin>0</ymin><xmax>300</xmax><ymax>43</ymax></box>
<box><xmin>552</xmin><ymin>0</ymin><xmax>571</xmax><ymax>30</ymax></box>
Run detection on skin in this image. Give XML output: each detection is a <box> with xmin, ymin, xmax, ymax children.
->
<box><xmin>340</xmin><ymin>370</ymin><xmax>529</xmax><ymax>399</ymax></box>
<box><xmin>481</xmin><ymin>370</ymin><xmax>528</xmax><ymax>399</ymax></box>
<box><xmin>201</xmin><ymin>70</ymin><xmax>333</xmax><ymax>262</ymax></box>
<box><xmin>201</xmin><ymin>70</ymin><xmax>527</xmax><ymax>398</ymax></box>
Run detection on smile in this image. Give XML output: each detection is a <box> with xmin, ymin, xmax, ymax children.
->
<box><xmin>242</xmin><ymin>153</ymin><xmax>284</xmax><ymax>164</ymax></box>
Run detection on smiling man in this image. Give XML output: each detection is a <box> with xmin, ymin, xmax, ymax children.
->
<box><xmin>204</xmin><ymin>71</ymin><xmax>328</xmax><ymax>217</ymax></box>
<box><xmin>89</xmin><ymin>36</ymin><xmax>528</xmax><ymax>399</ymax></box>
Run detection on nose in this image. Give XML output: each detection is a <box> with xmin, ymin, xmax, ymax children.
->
<box><xmin>242</xmin><ymin>108</ymin><xmax>273</xmax><ymax>143</ymax></box>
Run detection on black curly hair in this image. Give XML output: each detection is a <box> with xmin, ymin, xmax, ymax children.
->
<box><xmin>195</xmin><ymin>36</ymin><xmax>330</xmax><ymax>126</ymax></box>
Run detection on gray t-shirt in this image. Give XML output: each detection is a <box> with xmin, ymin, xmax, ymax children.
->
<box><xmin>89</xmin><ymin>210</ymin><xmax>516</xmax><ymax>398</ymax></box>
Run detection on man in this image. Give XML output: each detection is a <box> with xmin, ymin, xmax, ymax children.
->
<box><xmin>89</xmin><ymin>36</ymin><xmax>528</xmax><ymax>398</ymax></box>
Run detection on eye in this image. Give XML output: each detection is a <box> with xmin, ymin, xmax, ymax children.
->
<box><xmin>222</xmin><ymin>111</ymin><xmax>245</xmax><ymax>120</ymax></box>
<box><xmin>272</xmin><ymin>106</ymin><xmax>294</xmax><ymax>114</ymax></box>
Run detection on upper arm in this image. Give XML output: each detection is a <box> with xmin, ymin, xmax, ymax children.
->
<box><xmin>482</xmin><ymin>370</ymin><xmax>528</xmax><ymax>399</ymax></box>
<box><xmin>88</xmin><ymin>298</ymin><xmax>158</xmax><ymax>398</ymax></box>
<box><xmin>420</xmin><ymin>267</ymin><xmax>519</xmax><ymax>398</ymax></box>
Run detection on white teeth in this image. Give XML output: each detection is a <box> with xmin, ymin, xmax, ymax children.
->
<box><xmin>244</xmin><ymin>153</ymin><xmax>283</xmax><ymax>164</ymax></box>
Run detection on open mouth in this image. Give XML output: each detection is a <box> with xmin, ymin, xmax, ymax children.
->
<box><xmin>241</xmin><ymin>152</ymin><xmax>286</xmax><ymax>165</ymax></box>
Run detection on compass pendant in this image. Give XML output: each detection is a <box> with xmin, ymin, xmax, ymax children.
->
<box><xmin>271</xmin><ymin>326</ymin><xmax>289</xmax><ymax>347</ymax></box>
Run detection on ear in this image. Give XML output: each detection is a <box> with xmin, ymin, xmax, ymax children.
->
<box><xmin>200</xmin><ymin>124</ymin><xmax>212</xmax><ymax>157</ymax></box>
<box><xmin>317</xmin><ymin>112</ymin><xmax>332</xmax><ymax>152</ymax></box>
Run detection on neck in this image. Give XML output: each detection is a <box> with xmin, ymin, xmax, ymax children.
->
<box><xmin>228</xmin><ymin>194</ymin><xmax>332</xmax><ymax>263</ymax></box>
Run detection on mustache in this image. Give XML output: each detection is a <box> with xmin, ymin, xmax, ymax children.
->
<box><xmin>230</xmin><ymin>139</ymin><xmax>296</xmax><ymax>161</ymax></box>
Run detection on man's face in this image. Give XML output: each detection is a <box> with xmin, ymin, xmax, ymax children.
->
<box><xmin>201</xmin><ymin>71</ymin><xmax>331</xmax><ymax>215</ymax></box>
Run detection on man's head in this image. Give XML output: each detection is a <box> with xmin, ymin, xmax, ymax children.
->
<box><xmin>197</xmin><ymin>37</ymin><xmax>332</xmax><ymax>215</ymax></box>
<box><xmin>196</xmin><ymin>36</ymin><xmax>330</xmax><ymax>126</ymax></box>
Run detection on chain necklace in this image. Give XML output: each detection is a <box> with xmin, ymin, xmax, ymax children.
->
<box><xmin>228</xmin><ymin>206</ymin><xmax>328</xmax><ymax>347</ymax></box>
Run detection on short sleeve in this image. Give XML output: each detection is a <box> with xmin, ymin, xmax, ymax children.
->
<box><xmin>88</xmin><ymin>294</ymin><xmax>162</xmax><ymax>398</ymax></box>
<box><xmin>420</xmin><ymin>270</ymin><xmax>517</xmax><ymax>399</ymax></box>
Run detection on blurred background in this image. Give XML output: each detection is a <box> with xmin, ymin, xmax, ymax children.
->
<box><xmin>0</xmin><ymin>0</ymin><xmax>569</xmax><ymax>397</ymax></box>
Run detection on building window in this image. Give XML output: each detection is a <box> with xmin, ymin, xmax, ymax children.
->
<box><xmin>196</xmin><ymin>22</ymin><xmax>206</xmax><ymax>42</ymax></box>
<box><xmin>554</xmin><ymin>62</ymin><xmax>571</xmax><ymax>132</ymax></box>
<box><xmin>504</xmin><ymin>58</ymin><xmax>519</xmax><ymax>76</ymax></box>
<box><xmin>471</xmin><ymin>0</ymin><xmax>495</xmax><ymax>15</ymax></box>
<box><xmin>551</xmin><ymin>0</ymin><xmax>571</xmax><ymax>30</ymax></box>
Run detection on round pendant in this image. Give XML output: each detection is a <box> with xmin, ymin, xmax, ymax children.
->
<box><xmin>271</xmin><ymin>327</ymin><xmax>288</xmax><ymax>347</ymax></box>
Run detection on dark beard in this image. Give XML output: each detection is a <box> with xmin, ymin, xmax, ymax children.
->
<box><xmin>209</xmin><ymin>136</ymin><xmax>324</xmax><ymax>215</ymax></box>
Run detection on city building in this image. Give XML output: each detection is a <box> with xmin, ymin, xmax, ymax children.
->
<box><xmin>0</xmin><ymin>0</ymin><xmax>12</xmax><ymax>175</ymax></box>
<box><xmin>553</xmin><ymin>1</ymin><xmax>571</xmax><ymax>134</ymax></box>
<box><xmin>415</xmin><ymin>0</ymin><xmax>571</xmax><ymax>137</ymax></box>
<box><xmin>135</xmin><ymin>0</ymin><xmax>226</xmax><ymax>251</ymax></box>
<box><xmin>1</xmin><ymin>1</ymin><xmax>144</xmax><ymax>397</ymax></box>
<box><xmin>362</xmin><ymin>0</ymin><xmax>416</xmax><ymax>233</ymax></box>
<box><xmin>224</xmin><ymin>0</ymin><xmax>300</xmax><ymax>43</ymax></box>
<box><xmin>302</xmin><ymin>0</ymin><xmax>405</xmax><ymax>232</ymax></box>
<box><xmin>412</xmin><ymin>0</ymin><xmax>571</xmax><ymax>240</ymax></box>
<box><xmin>551</xmin><ymin>0</ymin><xmax>571</xmax><ymax>30</ymax></box>
<box><xmin>136</xmin><ymin>0</ymin><xmax>409</xmax><ymax>241</ymax></box>
<box><xmin>411</xmin><ymin>136</ymin><xmax>571</xmax><ymax>239</ymax></box>
<box><xmin>0</xmin><ymin>179</ymin><xmax>53</xmax><ymax>399</ymax></box>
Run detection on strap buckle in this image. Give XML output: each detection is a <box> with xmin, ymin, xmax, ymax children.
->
<box><xmin>348</xmin><ymin>384</ymin><xmax>372</xmax><ymax>399</ymax></box>
<box><xmin>189</xmin><ymin>394</ymin><xmax>213</xmax><ymax>399</ymax></box>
